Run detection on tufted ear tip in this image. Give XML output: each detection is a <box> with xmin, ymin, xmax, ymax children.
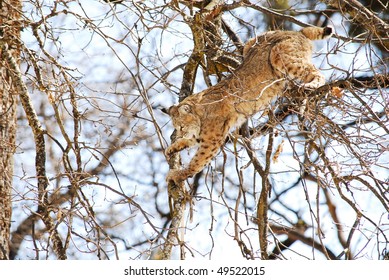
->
<box><xmin>160</xmin><ymin>107</ymin><xmax>171</xmax><ymax>115</ymax></box>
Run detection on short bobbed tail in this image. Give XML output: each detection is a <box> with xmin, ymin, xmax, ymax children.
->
<box><xmin>301</xmin><ymin>26</ymin><xmax>333</xmax><ymax>40</ymax></box>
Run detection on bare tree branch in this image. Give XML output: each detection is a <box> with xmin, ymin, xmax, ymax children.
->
<box><xmin>1</xmin><ymin>42</ymin><xmax>66</xmax><ymax>259</ymax></box>
<box><xmin>323</xmin><ymin>0</ymin><xmax>389</xmax><ymax>51</ymax></box>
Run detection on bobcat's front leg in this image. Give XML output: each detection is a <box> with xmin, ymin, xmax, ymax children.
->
<box><xmin>166</xmin><ymin>134</ymin><xmax>224</xmax><ymax>184</ymax></box>
<box><xmin>165</xmin><ymin>137</ymin><xmax>197</xmax><ymax>157</ymax></box>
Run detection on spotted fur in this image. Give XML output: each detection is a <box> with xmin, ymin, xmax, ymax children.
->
<box><xmin>166</xmin><ymin>26</ymin><xmax>333</xmax><ymax>184</ymax></box>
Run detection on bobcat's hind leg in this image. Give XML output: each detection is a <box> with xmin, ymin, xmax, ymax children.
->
<box><xmin>298</xmin><ymin>65</ymin><xmax>326</xmax><ymax>89</ymax></box>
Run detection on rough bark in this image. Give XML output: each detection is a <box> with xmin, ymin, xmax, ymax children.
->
<box><xmin>1</xmin><ymin>37</ymin><xmax>67</xmax><ymax>260</ymax></box>
<box><xmin>1</xmin><ymin>0</ymin><xmax>67</xmax><ymax>259</ymax></box>
<box><xmin>0</xmin><ymin>0</ymin><xmax>21</xmax><ymax>260</ymax></box>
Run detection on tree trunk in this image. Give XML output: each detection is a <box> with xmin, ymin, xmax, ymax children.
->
<box><xmin>0</xmin><ymin>0</ymin><xmax>21</xmax><ymax>260</ymax></box>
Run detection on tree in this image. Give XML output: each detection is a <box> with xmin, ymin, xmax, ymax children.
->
<box><xmin>2</xmin><ymin>0</ymin><xmax>388</xmax><ymax>260</ymax></box>
<box><xmin>0</xmin><ymin>0</ymin><xmax>21</xmax><ymax>260</ymax></box>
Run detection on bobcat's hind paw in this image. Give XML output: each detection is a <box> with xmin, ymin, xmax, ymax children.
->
<box><xmin>166</xmin><ymin>169</ymin><xmax>189</xmax><ymax>185</ymax></box>
<box><xmin>165</xmin><ymin>146</ymin><xmax>174</xmax><ymax>158</ymax></box>
<box><xmin>166</xmin><ymin>169</ymin><xmax>182</xmax><ymax>185</ymax></box>
<box><xmin>299</xmin><ymin>81</ymin><xmax>323</xmax><ymax>91</ymax></box>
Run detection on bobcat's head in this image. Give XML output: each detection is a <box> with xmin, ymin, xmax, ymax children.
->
<box><xmin>162</xmin><ymin>104</ymin><xmax>200</xmax><ymax>136</ymax></box>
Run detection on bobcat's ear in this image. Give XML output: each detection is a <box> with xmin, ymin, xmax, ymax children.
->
<box><xmin>160</xmin><ymin>107</ymin><xmax>170</xmax><ymax>115</ymax></box>
<box><xmin>161</xmin><ymin>105</ymin><xmax>182</xmax><ymax>116</ymax></box>
<box><xmin>161</xmin><ymin>106</ymin><xmax>175</xmax><ymax>115</ymax></box>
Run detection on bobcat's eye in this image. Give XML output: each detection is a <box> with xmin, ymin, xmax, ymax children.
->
<box><xmin>179</xmin><ymin>104</ymin><xmax>191</xmax><ymax>114</ymax></box>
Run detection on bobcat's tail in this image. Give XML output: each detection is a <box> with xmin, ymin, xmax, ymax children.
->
<box><xmin>301</xmin><ymin>26</ymin><xmax>333</xmax><ymax>40</ymax></box>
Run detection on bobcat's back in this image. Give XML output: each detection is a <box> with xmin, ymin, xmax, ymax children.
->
<box><xmin>166</xmin><ymin>26</ymin><xmax>333</xmax><ymax>184</ymax></box>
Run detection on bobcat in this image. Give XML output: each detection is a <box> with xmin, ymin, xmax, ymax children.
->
<box><xmin>165</xmin><ymin>26</ymin><xmax>333</xmax><ymax>184</ymax></box>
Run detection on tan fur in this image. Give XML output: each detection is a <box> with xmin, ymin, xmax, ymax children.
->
<box><xmin>166</xmin><ymin>26</ymin><xmax>333</xmax><ymax>184</ymax></box>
